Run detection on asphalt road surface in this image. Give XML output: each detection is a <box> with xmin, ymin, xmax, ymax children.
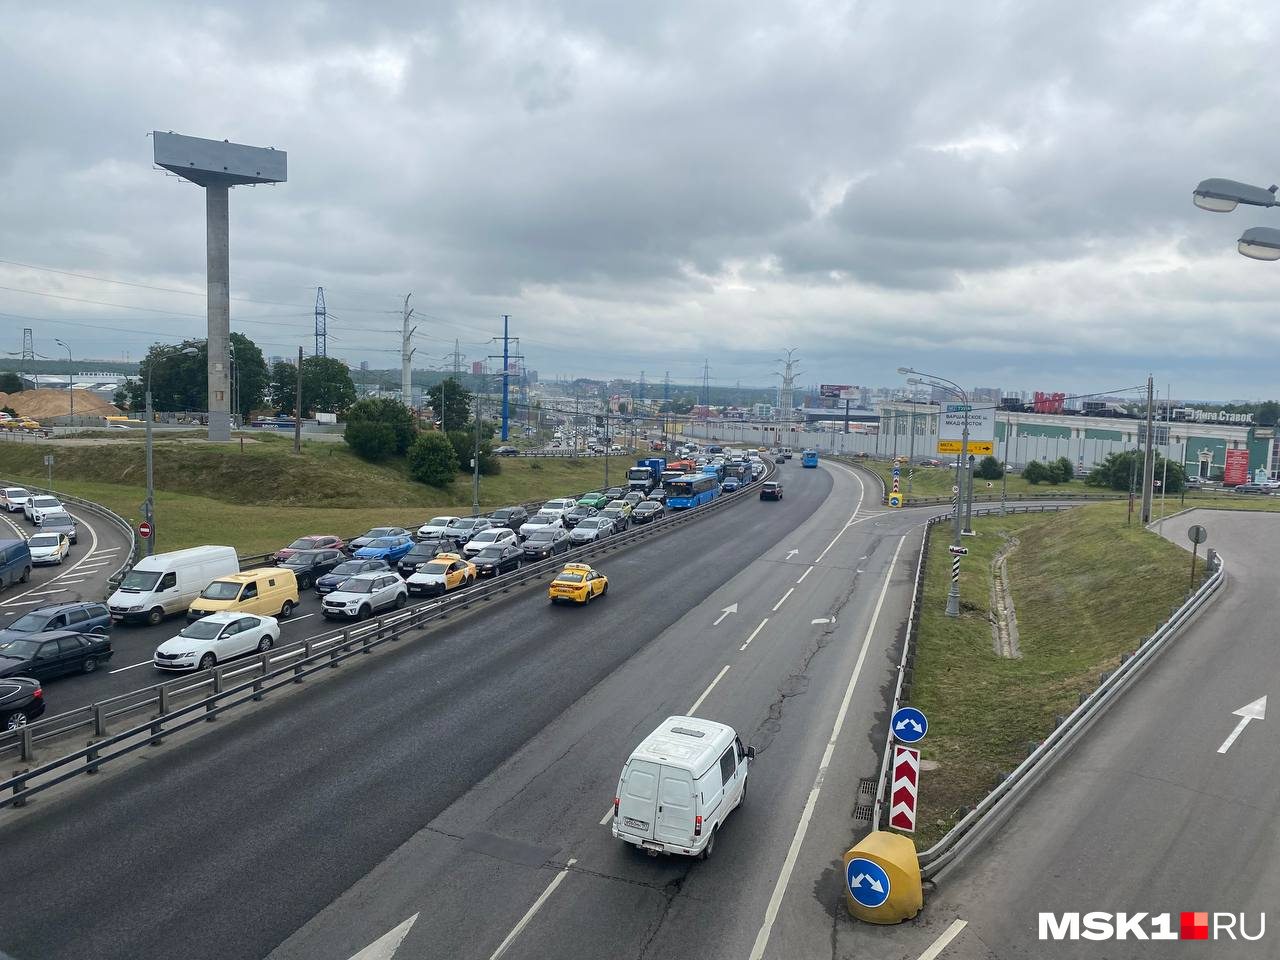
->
<box><xmin>0</xmin><ymin>460</ymin><xmax>927</xmax><ymax>960</ymax></box>
<box><xmin>845</xmin><ymin>507</ymin><xmax>1279</xmax><ymax>960</ymax></box>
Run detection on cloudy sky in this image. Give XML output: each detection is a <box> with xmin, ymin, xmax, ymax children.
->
<box><xmin>3</xmin><ymin>0</ymin><xmax>1279</xmax><ymax>400</ymax></box>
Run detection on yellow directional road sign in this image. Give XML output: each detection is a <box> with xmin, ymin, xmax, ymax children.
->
<box><xmin>937</xmin><ymin>440</ymin><xmax>994</xmax><ymax>456</ymax></box>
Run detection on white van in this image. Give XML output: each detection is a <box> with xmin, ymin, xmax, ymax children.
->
<box><xmin>108</xmin><ymin>545</ymin><xmax>239</xmax><ymax>626</ymax></box>
<box><xmin>611</xmin><ymin>715</ymin><xmax>754</xmax><ymax>859</ymax></box>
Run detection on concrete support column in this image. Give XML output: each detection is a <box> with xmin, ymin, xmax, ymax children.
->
<box><xmin>206</xmin><ymin>183</ymin><xmax>232</xmax><ymax>442</ymax></box>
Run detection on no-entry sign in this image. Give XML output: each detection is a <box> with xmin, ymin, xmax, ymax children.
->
<box><xmin>139</xmin><ymin>520</ymin><xmax>153</xmax><ymax>539</ymax></box>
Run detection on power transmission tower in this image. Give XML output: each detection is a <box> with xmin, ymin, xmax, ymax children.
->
<box><xmin>488</xmin><ymin>317</ymin><xmax>524</xmax><ymax>441</ymax></box>
<box><xmin>401</xmin><ymin>294</ymin><xmax>417</xmax><ymax>409</ymax></box>
<box><xmin>314</xmin><ymin>287</ymin><xmax>327</xmax><ymax>357</ymax></box>
<box><xmin>775</xmin><ymin>348</ymin><xmax>801</xmax><ymax>437</ymax></box>
<box><xmin>21</xmin><ymin>328</ymin><xmax>36</xmax><ymax>388</ymax></box>
<box><xmin>451</xmin><ymin>339</ymin><xmax>463</xmax><ymax>377</ymax></box>
<box><xmin>701</xmin><ymin>359</ymin><xmax>711</xmax><ymax>407</ymax></box>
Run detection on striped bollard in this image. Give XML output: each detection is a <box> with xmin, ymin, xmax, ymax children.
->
<box><xmin>951</xmin><ymin>556</ymin><xmax>961</xmax><ymax>586</ymax></box>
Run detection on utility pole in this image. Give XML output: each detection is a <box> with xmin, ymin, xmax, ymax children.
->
<box><xmin>604</xmin><ymin>412</ymin><xmax>610</xmax><ymax>489</ymax></box>
<box><xmin>701</xmin><ymin>359</ymin><xmax>711</xmax><ymax>408</ymax></box>
<box><xmin>775</xmin><ymin>348</ymin><xmax>800</xmax><ymax>447</ymax></box>
<box><xmin>401</xmin><ymin>294</ymin><xmax>417</xmax><ymax>411</ymax></box>
<box><xmin>1141</xmin><ymin>375</ymin><xmax>1156</xmax><ymax>523</ymax></box>
<box><xmin>488</xmin><ymin>318</ymin><xmax>522</xmax><ymax>442</ymax></box>
<box><xmin>472</xmin><ymin>393</ymin><xmax>481</xmax><ymax>516</ymax></box>
<box><xmin>294</xmin><ymin>346</ymin><xmax>303</xmax><ymax>453</ymax></box>
<box><xmin>314</xmin><ymin>287</ymin><xmax>327</xmax><ymax>357</ymax></box>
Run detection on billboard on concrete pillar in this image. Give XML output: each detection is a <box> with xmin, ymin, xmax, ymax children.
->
<box><xmin>937</xmin><ymin>403</ymin><xmax>995</xmax><ymax>456</ymax></box>
<box><xmin>820</xmin><ymin>384</ymin><xmax>853</xmax><ymax>399</ymax></box>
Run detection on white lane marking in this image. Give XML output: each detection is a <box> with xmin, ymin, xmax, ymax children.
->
<box><xmin>748</xmin><ymin>534</ymin><xmax>907</xmax><ymax>960</ymax></box>
<box><xmin>813</xmin><ymin>469</ymin><xmax>867</xmax><ymax>564</ymax></box>
<box><xmin>52</xmin><ymin>578</ymin><xmax>86</xmax><ymax>585</ymax></box>
<box><xmin>23</xmin><ymin>588</ymin><xmax>68</xmax><ymax>597</ymax></box>
<box><xmin>94</xmin><ymin>547</ymin><xmax>122</xmax><ymax>555</ymax></box>
<box><xmin>917</xmin><ymin>919</ymin><xmax>968</xmax><ymax>960</ymax></box>
<box><xmin>109</xmin><ymin>659</ymin><xmax>156</xmax><ymax>674</ymax></box>
<box><xmin>811</xmin><ymin>618</ymin><xmax>830</xmax><ymax>625</ymax></box>
<box><xmin>599</xmin><ymin>805</ymin><xmax>615</xmax><ymax>826</ymax></box>
<box><xmin>740</xmin><ymin>618</ymin><xmax>769</xmax><ymax>652</ymax></box>
<box><xmin>771</xmin><ymin>587</ymin><xmax>794</xmax><ymax>612</ymax></box>
<box><xmin>795</xmin><ymin>566</ymin><xmax>814</xmax><ymax>584</ymax></box>
<box><xmin>488</xmin><ymin>859</ymin><xmax>578</xmax><ymax>960</ymax></box>
<box><xmin>347</xmin><ymin>913</ymin><xmax>419</xmax><ymax>960</ymax></box>
<box><xmin>285</xmin><ymin>613</ymin><xmax>314</xmax><ymax>624</ymax></box>
<box><xmin>689</xmin><ymin>664</ymin><xmax>731</xmax><ymax>715</ymax></box>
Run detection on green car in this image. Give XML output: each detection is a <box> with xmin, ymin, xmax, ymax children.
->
<box><xmin>577</xmin><ymin>491</ymin><xmax>611</xmax><ymax>509</ymax></box>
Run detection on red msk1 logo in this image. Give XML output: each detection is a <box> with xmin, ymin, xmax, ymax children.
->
<box><xmin>1039</xmin><ymin>913</ymin><xmax>1265</xmax><ymax>942</ymax></box>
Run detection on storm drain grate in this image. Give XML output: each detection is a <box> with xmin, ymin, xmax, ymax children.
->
<box><xmin>854</xmin><ymin>777</ymin><xmax>877</xmax><ymax>822</ymax></box>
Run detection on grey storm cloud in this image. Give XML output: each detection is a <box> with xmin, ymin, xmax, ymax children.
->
<box><xmin>3</xmin><ymin>0</ymin><xmax>1280</xmax><ymax>396</ymax></box>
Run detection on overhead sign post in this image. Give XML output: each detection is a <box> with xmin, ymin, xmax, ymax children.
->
<box><xmin>938</xmin><ymin>404</ymin><xmax>995</xmax><ymax>457</ymax></box>
<box><xmin>1187</xmin><ymin>524</ymin><xmax>1208</xmax><ymax>589</ymax></box>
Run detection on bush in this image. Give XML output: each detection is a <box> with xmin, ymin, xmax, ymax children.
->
<box><xmin>1049</xmin><ymin>456</ymin><xmax>1074</xmax><ymax>484</ymax></box>
<box><xmin>446</xmin><ymin>429</ymin><xmax>501</xmax><ymax>476</ymax></box>
<box><xmin>407</xmin><ymin>433</ymin><xmax>459</xmax><ymax>487</ymax></box>
<box><xmin>345</xmin><ymin>396</ymin><xmax>417</xmax><ymax>455</ymax></box>
<box><xmin>1022</xmin><ymin>460</ymin><xmax>1048</xmax><ymax>485</ymax></box>
<box><xmin>344</xmin><ymin>420</ymin><xmax>397</xmax><ymax>462</ymax></box>
<box><xmin>975</xmin><ymin>456</ymin><xmax>1004</xmax><ymax>480</ymax></box>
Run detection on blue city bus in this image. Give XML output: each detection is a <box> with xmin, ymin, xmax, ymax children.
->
<box><xmin>665</xmin><ymin>473</ymin><xmax>720</xmax><ymax>509</ymax></box>
<box><xmin>801</xmin><ymin>449</ymin><xmax>818</xmax><ymax>468</ymax></box>
<box><xmin>699</xmin><ymin>462</ymin><xmax>726</xmax><ymax>483</ymax></box>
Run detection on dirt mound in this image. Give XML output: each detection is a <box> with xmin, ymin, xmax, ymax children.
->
<box><xmin>0</xmin><ymin>389</ymin><xmax>122</xmax><ymax>419</ymax></box>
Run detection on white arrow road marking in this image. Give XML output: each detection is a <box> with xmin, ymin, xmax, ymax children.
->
<box><xmin>785</xmin><ymin>549</ymin><xmax>799</xmax><ymax>560</ymax></box>
<box><xmin>1218</xmin><ymin>696</ymin><xmax>1267</xmax><ymax>754</ymax></box>
<box><xmin>489</xmin><ymin>860</ymin><xmax>577</xmax><ymax>960</ymax></box>
<box><xmin>849</xmin><ymin>873</ymin><xmax>884</xmax><ymax>894</ymax></box>
<box><xmin>713</xmin><ymin>603</ymin><xmax>738</xmax><ymax>626</ymax></box>
<box><xmin>347</xmin><ymin>913</ymin><xmax>419</xmax><ymax>960</ymax></box>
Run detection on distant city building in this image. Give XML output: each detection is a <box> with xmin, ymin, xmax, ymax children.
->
<box><xmin>753</xmin><ymin>402</ymin><xmax>774</xmax><ymax>418</ymax></box>
<box><xmin>359</xmin><ymin>360</ymin><xmax>369</xmax><ymax>372</ymax></box>
<box><xmin>971</xmin><ymin>387</ymin><xmax>1001</xmax><ymax>404</ymax></box>
<box><xmin>471</xmin><ymin>361</ymin><xmax>485</xmax><ymax>375</ymax></box>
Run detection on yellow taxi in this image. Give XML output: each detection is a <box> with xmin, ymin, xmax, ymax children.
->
<box><xmin>606</xmin><ymin>499</ymin><xmax>634</xmax><ymax>518</ymax></box>
<box><xmin>405</xmin><ymin>552</ymin><xmax>477</xmax><ymax>596</ymax></box>
<box><xmin>548</xmin><ymin>562</ymin><xmax>609</xmax><ymax>605</ymax></box>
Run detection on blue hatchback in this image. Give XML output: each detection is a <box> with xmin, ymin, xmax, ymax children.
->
<box><xmin>0</xmin><ymin>600</ymin><xmax>112</xmax><ymax>643</ymax></box>
<box><xmin>352</xmin><ymin>535</ymin><xmax>415</xmax><ymax>564</ymax></box>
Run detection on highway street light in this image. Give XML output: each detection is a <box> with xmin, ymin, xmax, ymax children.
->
<box><xmin>144</xmin><ymin>346</ymin><xmax>198</xmax><ymax>556</ymax></box>
<box><xmin>54</xmin><ymin>338</ymin><xmax>72</xmax><ymax>419</ymax></box>
<box><xmin>1192</xmin><ymin>178</ymin><xmax>1278</xmax><ymax>213</ymax></box>
<box><xmin>1237</xmin><ymin>226</ymin><xmax>1280</xmax><ymax>262</ymax></box>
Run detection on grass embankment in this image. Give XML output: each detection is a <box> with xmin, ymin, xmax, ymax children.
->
<box><xmin>908</xmin><ymin>501</ymin><xmax>1206</xmax><ymax>848</ymax></box>
<box><xmin>1</xmin><ymin>434</ymin><xmax>628</xmax><ymax>555</ymax></box>
<box><xmin>859</xmin><ymin>460</ymin><xmax>1116</xmax><ymax>501</ymax></box>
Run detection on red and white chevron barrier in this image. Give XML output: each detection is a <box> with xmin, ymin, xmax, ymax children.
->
<box><xmin>889</xmin><ymin>745</ymin><xmax>920</xmax><ymax>832</ymax></box>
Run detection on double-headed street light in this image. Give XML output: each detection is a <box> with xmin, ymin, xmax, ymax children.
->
<box><xmin>144</xmin><ymin>346</ymin><xmax>198</xmax><ymax>556</ymax></box>
<box><xmin>1192</xmin><ymin>178</ymin><xmax>1280</xmax><ymax>260</ymax></box>
<box><xmin>899</xmin><ymin>366</ymin><xmax>970</xmax><ymax>617</ymax></box>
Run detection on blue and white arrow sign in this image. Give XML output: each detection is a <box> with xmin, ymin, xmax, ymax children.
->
<box><xmin>846</xmin><ymin>857</ymin><xmax>891</xmax><ymax>908</ymax></box>
<box><xmin>892</xmin><ymin>706</ymin><xmax>928</xmax><ymax>744</ymax></box>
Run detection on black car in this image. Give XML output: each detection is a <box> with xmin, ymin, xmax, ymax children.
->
<box><xmin>521</xmin><ymin>527</ymin><xmax>571</xmax><ymax>561</ymax></box>
<box><xmin>562</xmin><ymin>504</ymin><xmax>598</xmax><ymax>529</ymax></box>
<box><xmin>38</xmin><ymin>510</ymin><xmax>78</xmax><ymax>544</ymax></box>
<box><xmin>604</xmin><ymin>487</ymin><xmax>626</xmax><ymax>501</ymax></box>
<box><xmin>315</xmin><ymin>557</ymin><xmax>391</xmax><ymax>595</ymax></box>
<box><xmin>494</xmin><ymin>446</ymin><xmax>521</xmax><ymax>457</ymax></box>
<box><xmin>760</xmin><ymin>481</ymin><xmax>783</xmax><ymax>500</ymax></box>
<box><xmin>489</xmin><ymin>506</ymin><xmax>529</xmax><ymax>531</ymax></box>
<box><xmin>0</xmin><ymin>630</ymin><xmax>114</xmax><ymax>679</ymax></box>
<box><xmin>647</xmin><ymin>488</ymin><xmax>668</xmax><ymax>504</ymax></box>
<box><xmin>473</xmin><ymin>543</ymin><xmax>523</xmax><ymax>576</ymax></box>
<box><xmin>631</xmin><ymin>501</ymin><xmax>664</xmax><ymax>524</ymax></box>
<box><xmin>278</xmin><ymin>548</ymin><xmax>346</xmax><ymax>590</ymax></box>
<box><xmin>397</xmin><ymin>540</ymin><xmax>464</xmax><ymax>577</ymax></box>
<box><xmin>0</xmin><ymin>601</ymin><xmax>111</xmax><ymax>644</ymax></box>
<box><xmin>599</xmin><ymin>506</ymin><xmax>629</xmax><ymax>531</ymax></box>
<box><xmin>0</xmin><ymin>677</ymin><xmax>44</xmax><ymax>730</ymax></box>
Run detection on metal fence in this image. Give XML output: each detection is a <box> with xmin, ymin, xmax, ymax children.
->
<box><xmin>0</xmin><ymin>460</ymin><xmax>775</xmax><ymax>806</ymax></box>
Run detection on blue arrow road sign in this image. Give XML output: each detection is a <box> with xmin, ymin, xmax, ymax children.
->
<box><xmin>892</xmin><ymin>706</ymin><xmax>928</xmax><ymax>743</ymax></box>
<box><xmin>846</xmin><ymin>857</ymin><xmax>891</xmax><ymax>908</ymax></box>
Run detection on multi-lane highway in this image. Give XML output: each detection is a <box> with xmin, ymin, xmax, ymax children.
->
<box><xmin>0</xmin><ymin>459</ymin><xmax>928</xmax><ymax>960</ymax></box>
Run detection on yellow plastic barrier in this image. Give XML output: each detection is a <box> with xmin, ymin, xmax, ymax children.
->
<box><xmin>843</xmin><ymin>831</ymin><xmax>922</xmax><ymax>923</ymax></box>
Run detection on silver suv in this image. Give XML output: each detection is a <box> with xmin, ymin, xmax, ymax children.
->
<box><xmin>321</xmin><ymin>572</ymin><xmax>408</xmax><ymax>620</ymax></box>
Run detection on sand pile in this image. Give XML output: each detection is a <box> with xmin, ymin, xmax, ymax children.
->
<box><xmin>0</xmin><ymin>389</ymin><xmax>122</xmax><ymax>419</ymax></box>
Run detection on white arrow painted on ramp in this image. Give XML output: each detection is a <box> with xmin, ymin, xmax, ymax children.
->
<box><xmin>849</xmin><ymin>873</ymin><xmax>884</xmax><ymax>894</ymax></box>
<box><xmin>1218</xmin><ymin>696</ymin><xmax>1267</xmax><ymax>754</ymax></box>
<box><xmin>785</xmin><ymin>549</ymin><xmax>799</xmax><ymax>560</ymax></box>
<box><xmin>713</xmin><ymin>603</ymin><xmax>738</xmax><ymax>626</ymax></box>
<box><xmin>348</xmin><ymin>914</ymin><xmax>418</xmax><ymax>960</ymax></box>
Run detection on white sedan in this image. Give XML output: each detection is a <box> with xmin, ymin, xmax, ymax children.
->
<box><xmin>153</xmin><ymin>612</ymin><xmax>279</xmax><ymax>672</ymax></box>
<box><xmin>27</xmin><ymin>532</ymin><xmax>70</xmax><ymax>566</ymax></box>
<box><xmin>462</xmin><ymin>527</ymin><xmax>518</xmax><ymax>557</ymax></box>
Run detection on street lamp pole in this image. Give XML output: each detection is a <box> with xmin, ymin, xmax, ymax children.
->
<box><xmin>900</xmin><ymin>367</ymin><xmax>969</xmax><ymax>617</ymax></box>
<box><xmin>55</xmin><ymin>339</ymin><xmax>72</xmax><ymax>420</ymax></box>
<box><xmin>143</xmin><ymin>346</ymin><xmax>197</xmax><ymax>556</ymax></box>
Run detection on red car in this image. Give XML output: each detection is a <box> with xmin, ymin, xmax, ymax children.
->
<box><xmin>274</xmin><ymin>535</ymin><xmax>347</xmax><ymax>561</ymax></box>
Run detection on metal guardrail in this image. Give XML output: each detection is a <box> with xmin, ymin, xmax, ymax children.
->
<box><xmin>0</xmin><ymin>460</ymin><xmax>775</xmax><ymax>801</ymax></box>
<box><xmin>0</xmin><ymin>476</ymin><xmax>137</xmax><ymax>586</ymax></box>
<box><xmin>889</xmin><ymin>509</ymin><xmax>1225</xmax><ymax>880</ymax></box>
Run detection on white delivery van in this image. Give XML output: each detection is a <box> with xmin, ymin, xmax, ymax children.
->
<box><xmin>611</xmin><ymin>715</ymin><xmax>754</xmax><ymax>859</ymax></box>
<box><xmin>108</xmin><ymin>545</ymin><xmax>239</xmax><ymax>626</ymax></box>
